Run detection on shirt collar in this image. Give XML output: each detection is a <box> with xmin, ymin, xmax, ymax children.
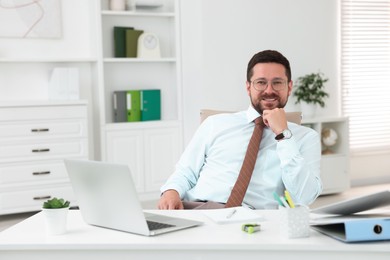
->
<box><xmin>246</xmin><ymin>105</ymin><xmax>262</xmax><ymax>123</ymax></box>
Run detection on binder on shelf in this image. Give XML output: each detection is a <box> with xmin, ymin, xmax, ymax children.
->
<box><xmin>113</xmin><ymin>91</ymin><xmax>127</xmax><ymax>122</ymax></box>
<box><xmin>125</xmin><ymin>29</ymin><xmax>144</xmax><ymax>58</ymax></box>
<box><xmin>113</xmin><ymin>90</ymin><xmax>141</xmax><ymax>122</ymax></box>
<box><xmin>114</xmin><ymin>26</ymin><xmax>134</xmax><ymax>58</ymax></box>
<box><xmin>141</xmin><ymin>89</ymin><xmax>161</xmax><ymax>121</ymax></box>
<box><xmin>311</xmin><ymin>217</ymin><xmax>390</xmax><ymax>243</ymax></box>
<box><xmin>126</xmin><ymin>90</ymin><xmax>141</xmax><ymax>122</ymax></box>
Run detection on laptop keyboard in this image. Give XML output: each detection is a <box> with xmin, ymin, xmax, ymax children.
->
<box><xmin>147</xmin><ymin>220</ymin><xmax>175</xmax><ymax>231</ymax></box>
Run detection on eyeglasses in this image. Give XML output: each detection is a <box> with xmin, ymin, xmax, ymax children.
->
<box><xmin>250</xmin><ymin>78</ymin><xmax>287</xmax><ymax>91</ymax></box>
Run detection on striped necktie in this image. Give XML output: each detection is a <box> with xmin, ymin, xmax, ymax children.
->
<box><xmin>225</xmin><ymin>117</ymin><xmax>265</xmax><ymax>208</ymax></box>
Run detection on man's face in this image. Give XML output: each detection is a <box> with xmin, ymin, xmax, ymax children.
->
<box><xmin>246</xmin><ymin>63</ymin><xmax>292</xmax><ymax>114</ymax></box>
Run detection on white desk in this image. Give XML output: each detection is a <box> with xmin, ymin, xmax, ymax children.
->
<box><xmin>0</xmin><ymin>209</ymin><xmax>389</xmax><ymax>260</ymax></box>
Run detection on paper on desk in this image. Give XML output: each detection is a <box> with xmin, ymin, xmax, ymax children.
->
<box><xmin>203</xmin><ymin>206</ymin><xmax>263</xmax><ymax>224</ymax></box>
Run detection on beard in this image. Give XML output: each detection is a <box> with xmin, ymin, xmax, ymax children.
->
<box><xmin>250</xmin><ymin>92</ymin><xmax>288</xmax><ymax>115</ymax></box>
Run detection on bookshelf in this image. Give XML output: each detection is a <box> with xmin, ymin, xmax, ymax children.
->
<box><xmin>302</xmin><ymin>116</ymin><xmax>350</xmax><ymax>194</ymax></box>
<box><xmin>96</xmin><ymin>0</ymin><xmax>182</xmax><ymax>200</ymax></box>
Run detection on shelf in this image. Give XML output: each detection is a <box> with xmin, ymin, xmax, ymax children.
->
<box><xmin>0</xmin><ymin>58</ymin><xmax>97</xmax><ymax>63</ymax></box>
<box><xmin>103</xmin><ymin>58</ymin><xmax>176</xmax><ymax>63</ymax></box>
<box><xmin>101</xmin><ymin>10</ymin><xmax>175</xmax><ymax>17</ymax></box>
<box><xmin>0</xmin><ymin>100</ymin><xmax>88</xmax><ymax>108</ymax></box>
<box><xmin>105</xmin><ymin>120</ymin><xmax>181</xmax><ymax>131</ymax></box>
<box><xmin>302</xmin><ymin>116</ymin><xmax>348</xmax><ymax>124</ymax></box>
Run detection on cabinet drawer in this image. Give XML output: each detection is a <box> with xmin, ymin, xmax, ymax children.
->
<box><xmin>0</xmin><ymin>119</ymin><xmax>87</xmax><ymax>141</ymax></box>
<box><xmin>0</xmin><ymin>185</ymin><xmax>76</xmax><ymax>214</ymax></box>
<box><xmin>0</xmin><ymin>103</ymin><xmax>87</xmax><ymax>121</ymax></box>
<box><xmin>0</xmin><ymin>161</ymin><xmax>71</xmax><ymax>186</ymax></box>
<box><xmin>0</xmin><ymin>139</ymin><xmax>88</xmax><ymax>163</ymax></box>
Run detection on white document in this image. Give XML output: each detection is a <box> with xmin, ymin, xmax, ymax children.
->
<box><xmin>49</xmin><ymin>67</ymin><xmax>80</xmax><ymax>100</ymax></box>
<box><xmin>203</xmin><ymin>207</ymin><xmax>263</xmax><ymax>224</ymax></box>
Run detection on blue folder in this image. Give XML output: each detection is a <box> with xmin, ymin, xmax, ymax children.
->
<box><xmin>311</xmin><ymin>217</ymin><xmax>390</xmax><ymax>243</ymax></box>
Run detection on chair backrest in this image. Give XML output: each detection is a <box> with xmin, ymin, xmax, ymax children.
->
<box><xmin>200</xmin><ymin>109</ymin><xmax>302</xmax><ymax>125</ymax></box>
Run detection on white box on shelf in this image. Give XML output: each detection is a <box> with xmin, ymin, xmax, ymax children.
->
<box><xmin>49</xmin><ymin>68</ymin><xmax>79</xmax><ymax>100</ymax></box>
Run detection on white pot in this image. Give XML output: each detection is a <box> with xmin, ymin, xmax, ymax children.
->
<box><xmin>300</xmin><ymin>102</ymin><xmax>317</xmax><ymax>119</ymax></box>
<box><xmin>42</xmin><ymin>207</ymin><xmax>69</xmax><ymax>235</ymax></box>
<box><xmin>109</xmin><ymin>0</ymin><xmax>126</xmax><ymax>11</ymax></box>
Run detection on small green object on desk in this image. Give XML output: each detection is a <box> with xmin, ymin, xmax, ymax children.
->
<box><xmin>42</xmin><ymin>197</ymin><xmax>70</xmax><ymax>209</ymax></box>
<box><xmin>241</xmin><ymin>223</ymin><xmax>261</xmax><ymax>234</ymax></box>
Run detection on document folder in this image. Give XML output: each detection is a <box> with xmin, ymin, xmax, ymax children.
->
<box><xmin>311</xmin><ymin>217</ymin><xmax>390</xmax><ymax>243</ymax></box>
<box><xmin>141</xmin><ymin>89</ymin><xmax>161</xmax><ymax>121</ymax></box>
<box><xmin>113</xmin><ymin>90</ymin><xmax>141</xmax><ymax>122</ymax></box>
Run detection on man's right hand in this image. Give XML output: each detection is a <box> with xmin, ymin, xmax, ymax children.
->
<box><xmin>157</xmin><ymin>189</ymin><xmax>184</xmax><ymax>210</ymax></box>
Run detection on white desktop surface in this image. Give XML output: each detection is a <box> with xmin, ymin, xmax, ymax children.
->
<box><xmin>0</xmin><ymin>209</ymin><xmax>389</xmax><ymax>260</ymax></box>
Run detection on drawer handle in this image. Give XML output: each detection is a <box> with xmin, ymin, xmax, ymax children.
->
<box><xmin>31</xmin><ymin>128</ymin><xmax>49</xmax><ymax>132</ymax></box>
<box><xmin>32</xmin><ymin>171</ymin><xmax>51</xmax><ymax>176</ymax></box>
<box><xmin>32</xmin><ymin>148</ymin><xmax>50</xmax><ymax>153</ymax></box>
<box><xmin>33</xmin><ymin>196</ymin><xmax>51</xmax><ymax>200</ymax></box>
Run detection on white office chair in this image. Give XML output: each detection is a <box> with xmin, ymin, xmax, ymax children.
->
<box><xmin>200</xmin><ymin>109</ymin><xmax>302</xmax><ymax>125</ymax></box>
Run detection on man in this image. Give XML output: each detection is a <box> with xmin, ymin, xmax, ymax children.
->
<box><xmin>158</xmin><ymin>50</ymin><xmax>322</xmax><ymax>210</ymax></box>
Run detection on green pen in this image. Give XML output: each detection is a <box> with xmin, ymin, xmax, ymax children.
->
<box><xmin>273</xmin><ymin>192</ymin><xmax>285</xmax><ymax>207</ymax></box>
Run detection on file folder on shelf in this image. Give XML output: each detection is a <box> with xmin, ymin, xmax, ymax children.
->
<box><xmin>141</xmin><ymin>89</ymin><xmax>161</xmax><ymax>121</ymax></box>
<box><xmin>126</xmin><ymin>90</ymin><xmax>141</xmax><ymax>122</ymax></box>
<box><xmin>126</xmin><ymin>29</ymin><xmax>144</xmax><ymax>58</ymax></box>
<box><xmin>311</xmin><ymin>217</ymin><xmax>390</xmax><ymax>243</ymax></box>
<box><xmin>114</xmin><ymin>26</ymin><xmax>134</xmax><ymax>58</ymax></box>
<box><xmin>113</xmin><ymin>90</ymin><xmax>141</xmax><ymax>122</ymax></box>
<box><xmin>113</xmin><ymin>91</ymin><xmax>127</xmax><ymax>122</ymax></box>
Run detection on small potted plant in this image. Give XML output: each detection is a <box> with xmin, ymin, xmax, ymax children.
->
<box><xmin>41</xmin><ymin>197</ymin><xmax>70</xmax><ymax>235</ymax></box>
<box><xmin>293</xmin><ymin>72</ymin><xmax>329</xmax><ymax>118</ymax></box>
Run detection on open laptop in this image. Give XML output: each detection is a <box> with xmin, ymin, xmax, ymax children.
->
<box><xmin>64</xmin><ymin>159</ymin><xmax>203</xmax><ymax>236</ymax></box>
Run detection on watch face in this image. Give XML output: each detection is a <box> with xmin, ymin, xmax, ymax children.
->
<box><xmin>143</xmin><ymin>34</ymin><xmax>158</xmax><ymax>49</ymax></box>
<box><xmin>283</xmin><ymin>129</ymin><xmax>292</xmax><ymax>139</ymax></box>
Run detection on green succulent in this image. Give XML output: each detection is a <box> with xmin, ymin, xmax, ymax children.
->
<box><xmin>42</xmin><ymin>197</ymin><xmax>70</xmax><ymax>209</ymax></box>
<box><xmin>293</xmin><ymin>72</ymin><xmax>329</xmax><ymax>107</ymax></box>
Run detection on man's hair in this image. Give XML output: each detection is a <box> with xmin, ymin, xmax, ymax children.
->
<box><xmin>246</xmin><ymin>50</ymin><xmax>291</xmax><ymax>82</ymax></box>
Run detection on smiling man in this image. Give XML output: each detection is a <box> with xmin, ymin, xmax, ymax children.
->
<box><xmin>158</xmin><ymin>50</ymin><xmax>322</xmax><ymax>210</ymax></box>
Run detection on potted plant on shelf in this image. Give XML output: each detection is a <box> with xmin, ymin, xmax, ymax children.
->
<box><xmin>293</xmin><ymin>72</ymin><xmax>329</xmax><ymax>118</ymax></box>
<box><xmin>41</xmin><ymin>197</ymin><xmax>70</xmax><ymax>235</ymax></box>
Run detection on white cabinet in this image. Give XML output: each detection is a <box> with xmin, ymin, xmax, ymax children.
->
<box><xmin>96</xmin><ymin>0</ymin><xmax>182</xmax><ymax>199</ymax></box>
<box><xmin>302</xmin><ymin>116</ymin><xmax>350</xmax><ymax>194</ymax></box>
<box><xmin>0</xmin><ymin>101</ymin><xmax>88</xmax><ymax>215</ymax></box>
<box><xmin>105</xmin><ymin>122</ymin><xmax>181</xmax><ymax>200</ymax></box>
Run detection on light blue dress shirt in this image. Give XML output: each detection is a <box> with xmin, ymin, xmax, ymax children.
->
<box><xmin>161</xmin><ymin>106</ymin><xmax>322</xmax><ymax>209</ymax></box>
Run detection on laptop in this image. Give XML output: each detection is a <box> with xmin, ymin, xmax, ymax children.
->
<box><xmin>311</xmin><ymin>190</ymin><xmax>390</xmax><ymax>215</ymax></box>
<box><xmin>64</xmin><ymin>159</ymin><xmax>203</xmax><ymax>236</ymax></box>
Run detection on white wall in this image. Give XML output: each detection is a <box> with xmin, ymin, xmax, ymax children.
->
<box><xmin>180</xmin><ymin>0</ymin><xmax>340</xmax><ymax>144</ymax></box>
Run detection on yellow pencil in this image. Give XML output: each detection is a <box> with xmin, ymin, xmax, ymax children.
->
<box><xmin>284</xmin><ymin>190</ymin><xmax>295</xmax><ymax>208</ymax></box>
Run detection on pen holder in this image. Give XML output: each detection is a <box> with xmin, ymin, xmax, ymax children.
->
<box><xmin>279</xmin><ymin>205</ymin><xmax>310</xmax><ymax>239</ymax></box>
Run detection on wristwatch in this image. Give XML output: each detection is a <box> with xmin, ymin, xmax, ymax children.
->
<box><xmin>275</xmin><ymin>129</ymin><xmax>292</xmax><ymax>141</ymax></box>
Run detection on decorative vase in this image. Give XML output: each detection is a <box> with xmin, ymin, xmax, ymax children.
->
<box><xmin>300</xmin><ymin>102</ymin><xmax>317</xmax><ymax>119</ymax></box>
<box><xmin>109</xmin><ymin>0</ymin><xmax>126</xmax><ymax>11</ymax></box>
<box><xmin>42</xmin><ymin>207</ymin><xmax>69</xmax><ymax>235</ymax></box>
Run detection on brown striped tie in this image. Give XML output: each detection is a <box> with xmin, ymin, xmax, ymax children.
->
<box><xmin>225</xmin><ymin>117</ymin><xmax>265</xmax><ymax>208</ymax></box>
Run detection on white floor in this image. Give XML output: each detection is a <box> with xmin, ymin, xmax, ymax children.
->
<box><xmin>1</xmin><ymin>183</ymin><xmax>389</xmax><ymax>232</ymax></box>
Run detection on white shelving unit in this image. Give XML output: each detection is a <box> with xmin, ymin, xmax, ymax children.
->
<box><xmin>302</xmin><ymin>116</ymin><xmax>350</xmax><ymax>194</ymax></box>
<box><xmin>96</xmin><ymin>0</ymin><xmax>182</xmax><ymax>200</ymax></box>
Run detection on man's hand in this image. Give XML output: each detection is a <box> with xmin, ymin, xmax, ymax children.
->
<box><xmin>158</xmin><ymin>189</ymin><xmax>184</xmax><ymax>210</ymax></box>
<box><xmin>262</xmin><ymin>108</ymin><xmax>288</xmax><ymax>135</ymax></box>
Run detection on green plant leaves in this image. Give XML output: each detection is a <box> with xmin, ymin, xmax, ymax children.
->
<box><xmin>293</xmin><ymin>72</ymin><xmax>329</xmax><ymax>107</ymax></box>
<box><xmin>42</xmin><ymin>197</ymin><xmax>70</xmax><ymax>209</ymax></box>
